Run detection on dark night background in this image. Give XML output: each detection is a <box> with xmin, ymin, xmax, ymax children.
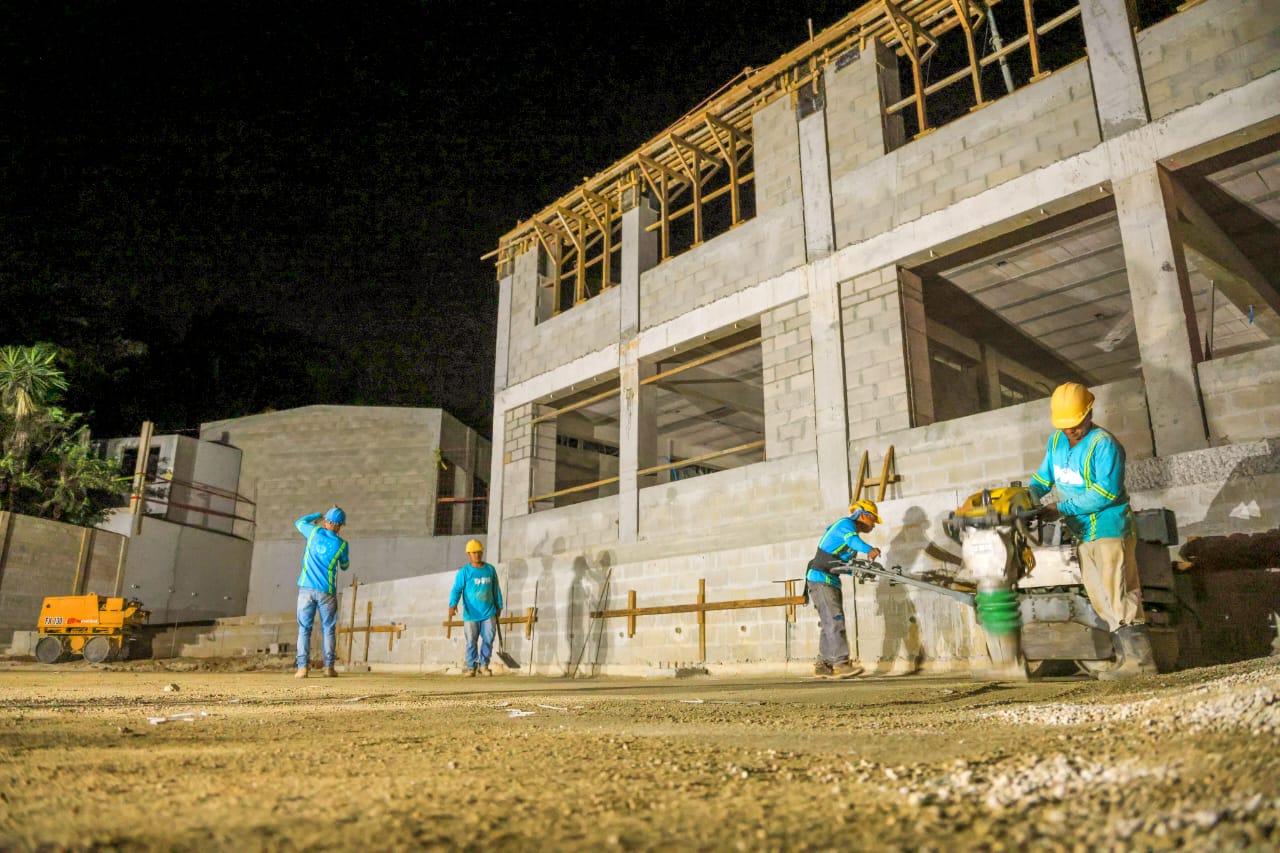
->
<box><xmin>2</xmin><ymin>0</ymin><xmax>854</xmax><ymax>438</ymax></box>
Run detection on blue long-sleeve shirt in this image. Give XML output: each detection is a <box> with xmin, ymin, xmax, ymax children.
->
<box><xmin>806</xmin><ymin>516</ymin><xmax>875</xmax><ymax>586</ymax></box>
<box><xmin>1028</xmin><ymin>427</ymin><xmax>1133</xmax><ymax>542</ymax></box>
<box><xmin>294</xmin><ymin>513</ymin><xmax>350</xmax><ymax>594</ymax></box>
<box><xmin>449</xmin><ymin>562</ymin><xmax>503</xmax><ymax>622</ymax></box>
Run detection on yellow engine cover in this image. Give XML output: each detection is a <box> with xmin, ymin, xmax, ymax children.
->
<box><xmin>37</xmin><ymin>594</ymin><xmax>149</xmax><ymax>635</ymax></box>
<box><xmin>954</xmin><ymin>485</ymin><xmax>1037</xmax><ymax>521</ymax></box>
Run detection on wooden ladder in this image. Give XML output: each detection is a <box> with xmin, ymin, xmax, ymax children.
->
<box><xmin>853</xmin><ymin>445</ymin><xmax>901</xmax><ymax>502</ymax></box>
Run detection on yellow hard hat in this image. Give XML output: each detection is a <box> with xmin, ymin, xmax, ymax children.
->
<box><xmin>847</xmin><ymin>499</ymin><xmax>881</xmax><ymax>523</ymax></box>
<box><xmin>465</xmin><ymin>539</ymin><xmax>484</xmax><ymax>553</ymax></box>
<box><xmin>1050</xmin><ymin>382</ymin><xmax>1094</xmax><ymax>429</ymax></box>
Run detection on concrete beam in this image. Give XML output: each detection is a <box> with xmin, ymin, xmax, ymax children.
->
<box><xmin>809</xmin><ymin>258</ymin><xmax>852</xmax><ymax>512</ymax></box>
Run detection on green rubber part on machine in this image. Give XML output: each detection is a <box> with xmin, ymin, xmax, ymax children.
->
<box><xmin>975</xmin><ymin>588</ymin><xmax>1021</xmax><ymax>636</ymax></box>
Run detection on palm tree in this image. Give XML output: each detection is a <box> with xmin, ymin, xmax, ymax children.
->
<box><xmin>0</xmin><ymin>344</ymin><xmax>70</xmax><ymax>513</ymax></box>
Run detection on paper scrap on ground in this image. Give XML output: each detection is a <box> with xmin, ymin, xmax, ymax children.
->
<box><xmin>147</xmin><ymin>711</ymin><xmax>208</xmax><ymax>725</ymax></box>
<box><xmin>507</xmin><ymin>709</ymin><xmax>536</xmax><ymax>718</ymax></box>
<box><xmin>536</xmin><ymin>704</ymin><xmax>568</xmax><ymax>711</ymax></box>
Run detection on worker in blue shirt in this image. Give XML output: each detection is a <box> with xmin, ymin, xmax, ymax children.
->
<box><xmin>293</xmin><ymin>506</ymin><xmax>350</xmax><ymax>678</ymax></box>
<box><xmin>1029</xmin><ymin>383</ymin><xmax>1154</xmax><ymax>679</ymax></box>
<box><xmin>806</xmin><ymin>499</ymin><xmax>882</xmax><ymax>679</ymax></box>
<box><xmin>448</xmin><ymin>539</ymin><xmax>503</xmax><ymax>676</ymax></box>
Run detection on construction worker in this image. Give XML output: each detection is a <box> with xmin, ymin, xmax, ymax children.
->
<box><xmin>293</xmin><ymin>506</ymin><xmax>350</xmax><ymax>678</ymax></box>
<box><xmin>448</xmin><ymin>539</ymin><xmax>503</xmax><ymax>676</ymax></box>
<box><xmin>806</xmin><ymin>499</ymin><xmax>882</xmax><ymax>679</ymax></box>
<box><xmin>1029</xmin><ymin>382</ymin><xmax>1155</xmax><ymax>680</ymax></box>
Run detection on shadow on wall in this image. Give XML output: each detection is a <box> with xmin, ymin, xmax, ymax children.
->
<box><xmin>867</xmin><ymin>507</ymin><xmax>928</xmax><ymax>673</ymax></box>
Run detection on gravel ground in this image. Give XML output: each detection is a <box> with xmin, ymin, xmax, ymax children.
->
<box><xmin>1</xmin><ymin>656</ymin><xmax>1277</xmax><ymax>851</ymax></box>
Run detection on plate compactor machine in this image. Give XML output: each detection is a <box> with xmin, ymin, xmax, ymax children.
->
<box><xmin>832</xmin><ymin>483</ymin><xmax>1179</xmax><ymax>680</ymax></box>
<box><xmin>35</xmin><ymin>594</ymin><xmax>150</xmax><ymax>664</ymax></box>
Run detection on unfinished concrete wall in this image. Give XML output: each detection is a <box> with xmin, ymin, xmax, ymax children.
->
<box><xmin>507</xmin><ymin>284</ymin><xmax>620</xmax><ymax>386</ymax></box>
<box><xmin>499</xmin><ymin>499</ymin><xmax>619</xmax><ymax>566</ymax></box>
<box><xmin>753</xmin><ymin>95</ymin><xmax>803</xmax><ymax>214</ymax></box>
<box><xmin>854</xmin><ymin>377</ymin><xmax>1154</xmax><ymax>501</ymax></box>
<box><xmin>761</xmin><ymin>298</ymin><xmax>816</xmax><ymax>460</ymax></box>
<box><xmin>1198</xmin><ymin>345</ymin><xmax>1280</xmax><ymax>445</ymax></box>
<box><xmin>638</xmin><ymin>205</ymin><xmax>806</xmax><ymax>330</ymax></box>
<box><xmin>841</xmin><ymin>265</ymin><xmax>913</xmax><ymax>441</ymax></box>
<box><xmin>0</xmin><ymin>512</ymin><xmax>127</xmax><ymax>643</ymax></box>
<box><xmin>824</xmin><ymin>43</ymin><xmax>898</xmax><ymax>183</ymax></box>
<box><xmin>199</xmin><ymin>405</ymin><xmax>487</xmax><ymax>615</ymax></box>
<box><xmin>832</xmin><ymin>62</ymin><xmax>1099</xmax><ymax>248</ymax></box>
<box><xmin>99</xmin><ymin>512</ymin><xmax>251</xmax><ymax>623</ymax></box>
<box><xmin>1138</xmin><ymin>0</ymin><xmax>1280</xmax><ymax>121</ymax></box>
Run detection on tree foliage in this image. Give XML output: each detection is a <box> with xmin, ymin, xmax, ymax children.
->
<box><xmin>0</xmin><ymin>344</ymin><xmax>123</xmax><ymax>526</ymax></box>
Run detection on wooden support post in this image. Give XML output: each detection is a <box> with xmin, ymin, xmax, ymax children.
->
<box><xmin>71</xmin><ymin>527</ymin><xmax>94</xmax><ymax>595</ymax></box>
<box><xmin>346</xmin><ymin>576</ymin><xmax>359</xmax><ymax>664</ymax></box>
<box><xmin>525</xmin><ymin>607</ymin><xmax>536</xmax><ymax>640</ymax></box>
<box><xmin>698</xmin><ymin>578</ymin><xmax>707</xmax><ymax>662</ymax></box>
<box><xmin>363</xmin><ymin>600</ymin><xmax>373</xmax><ymax>663</ymax></box>
<box><xmin>129</xmin><ymin>420</ymin><xmax>154</xmax><ymax>537</ymax></box>
<box><xmin>627</xmin><ymin>590</ymin><xmax>637</xmax><ymax>638</ymax></box>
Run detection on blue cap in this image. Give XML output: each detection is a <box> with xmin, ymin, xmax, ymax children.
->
<box><xmin>324</xmin><ymin>506</ymin><xmax>346</xmax><ymax>525</ymax></box>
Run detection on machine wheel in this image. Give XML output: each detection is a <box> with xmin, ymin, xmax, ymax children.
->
<box><xmin>35</xmin><ymin>636</ymin><xmax>66</xmax><ymax>664</ymax></box>
<box><xmin>1026</xmin><ymin>659</ymin><xmax>1080</xmax><ymax>678</ymax></box>
<box><xmin>82</xmin><ymin>635</ymin><xmax>113</xmax><ymax>664</ymax></box>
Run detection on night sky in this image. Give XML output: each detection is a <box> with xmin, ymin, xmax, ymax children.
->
<box><xmin>3</xmin><ymin>0</ymin><xmax>851</xmax><ymax>438</ymax></box>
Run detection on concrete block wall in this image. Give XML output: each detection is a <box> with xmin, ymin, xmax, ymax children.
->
<box><xmin>201</xmin><ymin>405</ymin><xmax>444</xmax><ymax>540</ymax></box>
<box><xmin>824</xmin><ymin>43</ymin><xmax>892</xmax><ymax>183</ymax></box>
<box><xmin>638</xmin><ymin>203</ymin><xmax>806</xmax><ymax>330</ymax></box>
<box><xmin>761</xmin><ymin>297</ymin><xmax>816</xmax><ymax>460</ymax></box>
<box><xmin>753</xmin><ymin>95</ymin><xmax>803</xmax><ymax>214</ymax></box>
<box><xmin>853</xmin><ymin>377</ymin><xmax>1155</xmax><ymax>501</ymax></box>
<box><xmin>1138</xmin><ymin>0</ymin><xmax>1280</xmax><ymax>121</ymax></box>
<box><xmin>506</xmin><ymin>284</ymin><xmax>620</xmax><ymax>386</ymax></box>
<box><xmin>832</xmin><ymin>62</ymin><xmax>1099</xmax><ymax>248</ymax></box>
<box><xmin>0</xmin><ymin>512</ymin><xmax>127</xmax><ymax>643</ymax></box>
<box><xmin>500</xmin><ymin>498</ymin><xmax>619</xmax><ymax>564</ymax></box>
<box><xmin>840</xmin><ymin>265</ymin><xmax>912</xmax><ymax>440</ymax></box>
<box><xmin>1198</xmin><ymin>345</ymin><xmax>1280</xmax><ymax>445</ymax></box>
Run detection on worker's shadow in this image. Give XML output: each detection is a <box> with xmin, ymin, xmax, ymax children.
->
<box><xmin>866</xmin><ymin>506</ymin><xmax>927</xmax><ymax>675</ymax></box>
<box><xmin>566</xmin><ymin>551</ymin><xmax>614</xmax><ymax>676</ymax></box>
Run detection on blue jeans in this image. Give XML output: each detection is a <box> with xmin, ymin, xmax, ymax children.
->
<box><xmin>464</xmin><ymin>617</ymin><xmax>497</xmax><ymax>670</ymax></box>
<box><xmin>297</xmin><ymin>588</ymin><xmax>338</xmax><ymax>669</ymax></box>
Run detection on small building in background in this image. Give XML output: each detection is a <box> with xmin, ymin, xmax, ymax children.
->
<box><xmin>199</xmin><ymin>405</ymin><xmax>490</xmax><ymax>615</ymax></box>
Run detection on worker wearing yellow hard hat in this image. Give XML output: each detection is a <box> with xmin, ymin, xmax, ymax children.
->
<box><xmin>1029</xmin><ymin>382</ymin><xmax>1153</xmax><ymax>680</ymax></box>
<box><xmin>448</xmin><ymin>539</ymin><xmax>503</xmax><ymax>677</ymax></box>
<box><xmin>803</xmin><ymin>498</ymin><xmax>884</xmax><ymax>679</ymax></box>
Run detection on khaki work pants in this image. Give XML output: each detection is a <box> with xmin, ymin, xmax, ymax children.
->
<box><xmin>1077</xmin><ymin>535</ymin><xmax>1145</xmax><ymax>631</ymax></box>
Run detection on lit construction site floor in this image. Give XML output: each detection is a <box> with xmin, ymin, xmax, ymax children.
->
<box><xmin>1</xmin><ymin>657</ymin><xmax>1277</xmax><ymax>852</ymax></box>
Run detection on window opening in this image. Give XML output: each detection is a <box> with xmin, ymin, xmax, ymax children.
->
<box><xmin>640</xmin><ymin>328</ymin><xmax>765</xmax><ymax>486</ymax></box>
<box><xmin>529</xmin><ymin>378</ymin><xmax>621</xmax><ymax>510</ymax></box>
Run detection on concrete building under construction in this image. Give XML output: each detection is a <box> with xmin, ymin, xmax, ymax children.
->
<box><xmin>315</xmin><ymin>0</ymin><xmax>1277</xmax><ymax>675</ymax></box>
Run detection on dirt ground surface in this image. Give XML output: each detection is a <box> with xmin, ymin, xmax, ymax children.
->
<box><xmin>2</xmin><ymin>655</ymin><xmax>1278</xmax><ymax>852</ymax></box>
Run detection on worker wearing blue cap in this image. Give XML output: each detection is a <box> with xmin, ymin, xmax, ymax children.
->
<box><xmin>293</xmin><ymin>506</ymin><xmax>350</xmax><ymax>678</ymax></box>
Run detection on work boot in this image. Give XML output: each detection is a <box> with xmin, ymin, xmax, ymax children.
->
<box><xmin>481</xmin><ymin>666</ymin><xmax>493</xmax><ymax>676</ymax></box>
<box><xmin>294</xmin><ymin>666</ymin><xmax>309</xmax><ymax>679</ymax></box>
<box><xmin>1098</xmin><ymin>624</ymin><xmax>1158</xmax><ymax>681</ymax></box>
<box><xmin>831</xmin><ymin>661</ymin><xmax>863</xmax><ymax>679</ymax></box>
<box><xmin>323</xmin><ymin>667</ymin><xmax>338</xmax><ymax>678</ymax></box>
<box><xmin>463</xmin><ymin>668</ymin><xmax>476</xmax><ymax>678</ymax></box>
<box><xmin>813</xmin><ymin>661</ymin><xmax>834</xmax><ymax>678</ymax></box>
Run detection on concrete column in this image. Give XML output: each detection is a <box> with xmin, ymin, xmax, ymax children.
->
<box><xmin>451</xmin><ymin>461</ymin><xmax>474</xmax><ymax>535</ymax></box>
<box><xmin>1080</xmin><ymin>0</ymin><xmax>1149</xmax><ymax>139</ymax></box>
<box><xmin>493</xmin><ymin>272</ymin><xmax>514</xmax><ymax>392</ymax></box>
<box><xmin>809</xmin><ymin>257</ymin><xmax>851</xmax><ymax>512</ymax></box>
<box><xmin>617</xmin><ymin>191</ymin><xmax>659</xmax><ymax>541</ymax></box>
<box><xmin>485</xmin><ymin>405</ymin><xmax>508</xmax><ymax>562</ymax></box>
<box><xmin>618</xmin><ymin>356</ymin><xmax>656</xmax><ymax>543</ymax></box>
<box><xmin>620</xmin><ymin>193</ymin><xmax>658</xmax><ymax>340</ymax></box>
<box><xmin>1114</xmin><ymin>167</ymin><xmax>1208</xmax><ymax>455</ymax></box>
<box><xmin>799</xmin><ymin>109</ymin><xmax>835</xmax><ymax>261</ymax></box>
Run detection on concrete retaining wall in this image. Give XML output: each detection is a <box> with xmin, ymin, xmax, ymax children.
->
<box><xmin>0</xmin><ymin>512</ymin><xmax>127</xmax><ymax>643</ymax></box>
